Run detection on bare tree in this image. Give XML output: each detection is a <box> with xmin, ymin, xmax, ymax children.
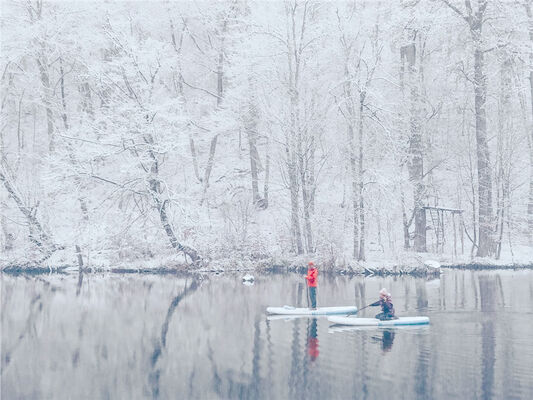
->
<box><xmin>103</xmin><ymin>19</ymin><xmax>202</xmax><ymax>265</ymax></box>
<box><xmin>521</xmin><ymin>0</ymin><xmax>533</xmax><ymax>244</ymax></box>
<box><xmin>336</xmin><ymin>7</ymin><xmax>381</xmax><ymax>261</ymax></box>
<box><xmin>27</xmin><ymin>1</ymin><xmax>56</xmax><ymax>153</ymax></box>
<box><xmin>401</xmin><ymin>32</ymin><xmax>427</xmax><ymax>253</ymax></box>
<box><xmin>0</xmin><ymin>165</ymin><xmax>61</xmax><ymax>261</ymax></box>
<box><xmin>441</xmin><ymin>0</ymin><xmax>494</xmax><ymax>257</ymax></box>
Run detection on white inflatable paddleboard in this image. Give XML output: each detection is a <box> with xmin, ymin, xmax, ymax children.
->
<box><xmin>266</xmin><ymin>306</ymin><xmax>358</xmax><ymax>316</ymax></box>
<box><xmin>328</xmin><ymin>316</ymin><xmax>429</xmax><ymax>326</ymax></box>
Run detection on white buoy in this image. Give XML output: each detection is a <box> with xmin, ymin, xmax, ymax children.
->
<box><xmin>242</xmin><ymin>273</ymin><xmax>255</xmax><ymax>282</ymax></box>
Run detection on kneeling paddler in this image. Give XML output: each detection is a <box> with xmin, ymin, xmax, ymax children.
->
<box><xmin>369</xmin><ymin>288</ymin><xmax>398</xmax><ymax>321</ymax></box>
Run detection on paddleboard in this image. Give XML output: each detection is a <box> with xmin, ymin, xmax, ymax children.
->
<box><xmin>328</xmin><ymin>316</ymin><xmax>429</xmax><ymax>326</ymax></box>
<box><xmin>266</xmin><ymin>305</ymin><xmax>358</xmax><ymax>316</ymax></box>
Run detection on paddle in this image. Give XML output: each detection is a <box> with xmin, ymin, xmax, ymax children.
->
<box><xmin>357</xmin><ymin>303</ymin><xmax>375</xmax><ymax>312</ymax></box>
<box><xmin>305</xmin><ymin>278</ymin><xmax>310</xmax><ymax>308</ymax></box>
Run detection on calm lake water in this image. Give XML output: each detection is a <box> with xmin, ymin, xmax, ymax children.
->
<box><xmin>2</xmin><ymin>269</ymin><xmax>533</xmax><ymax>400</ymax></box>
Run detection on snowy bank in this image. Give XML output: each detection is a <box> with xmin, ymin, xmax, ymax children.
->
<box><xmin>3</xmin><ymin>246</ymin><xmax>533</xmax><ymax>275</ymax></box>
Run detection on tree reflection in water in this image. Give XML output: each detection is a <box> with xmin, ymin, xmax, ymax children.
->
<box><xmin>149</xmin><ymin>279</ymin><xmax>200</xmax><ymax>398</ymax></box>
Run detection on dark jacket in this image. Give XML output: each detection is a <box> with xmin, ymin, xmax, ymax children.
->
<box><xmin>370</xmin><ymin>298</ymin><xmax>395</xmax><ymax>315</ymax></box>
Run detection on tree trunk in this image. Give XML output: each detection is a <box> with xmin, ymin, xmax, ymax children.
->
<box><xmin>289</xmin><ymin>160</ymin><xmax>303</xmax><ymax>254</ymax></box>
<box><xmin>402</xmin><ymin>42</ymin><xmax>427</xmax><ymax>253</ymax></box>
<box><xmin>200</xmin><ymin>13</ymin><xmax>228</xmax><ymax>203</ymax></box>
<box><xmin>36</xmin><ymin>55</ymin><xmax>55</xmax><ymax>152</ymax></box>
<box><xmin>349</xmin><ymin>122</ymin><xmax>359</xmax><ymax>258</ymax></box>
<box><xmin>288</xmin><ymin>85</ymin><xmax>303</xmax><ymax>253</ymax></box>
<box><xmin>300</xmin><ymin>167</ymin><xmax>313</xmax><ymax>253</ymax></box>
<box><xmin>245</xmin><ymin>98</ymin><xmax>261</xmax><ymax>204</ymax></box>
<box><xmin>200</xmin><ymin>134</ymin><xmax>219</xmax><ymax>206</ymax></box>
<box><xmin>494</xmin><ymin>59</ymin><xmax>512</xmax><ymax>259</ymax></box>
<box><xmin>59</xmin><ymin>59</ymin><xmax>88</xmax><ymax>269</ymax></box>
<box><xmin>298</xmin><ymin>116</ymin><xmax>313</xmax><ymax>252</ymax></box>
<box><xmin>170</xmin><ymin>18</ymin><xmax>202</xmax><ymax>185</ymax></box>
<box><xmin>526</xmin><ymin>2</ymin><xmax>533</xmax><ymax>244</ymax></box>
<box><xmin>286</xmin><ymin>5</ymin><xmax>304</xmax><ymax>255</ymax></box>
<box><xmin>529</xmin><ymin>132</ymin><xmax>533</xmax><ymax>245</ymax></box>
<box><xmin>217</xmin><ymin>48</ymin><xmax>224</xmax><ymax>107</ymax></box>
<box><xmin>263</xmin><ymin>136</ymin><xmax>270</xmax><ymax>208</ymax></box>
<box><xmin>441</xmin><ymin>0</ymin><xmax>492</xmax><ymax>256</ymax></box>
<box><xmin>146</xmin><ymin>144</ymin><xmax>201</xmax><ymax>264</ymax></box>
<box><xmin>189</xmin><ymin>137</ymin><xmax>202</xmax><ymax>183</ymax></box>
<box><xmin>401</xmin><ymin>189</ymin><xmax>411</xmax><ymax>250</ymax></box>
<box><xmin>0</xmin><ymin>201</ymin><xmax>13</xmax><ymax>252</ymax></box>
<box><xmin>473</xmin><ymin>43</ymin><xmax>493</xmax><ymax>257</ymax></box>
<box><xmin>0</xmin><ymin>168</ymin><xmax>57</xmax><ymax>256</ymax></box>
<box><xmin>79</xmin><ymin>80</ymin><xmax>94</xmax><ymax>118</ymax></box>
<box><xmin>357</xmin><ymin>91</ymin><xmax>366</xmax><ymax>261</ymax></box>
<box><xmin>308</xmin><ymin>134</ymin><xmax>316</xmax><ymax>215</ymax></box>
<box><xmin>342</xmin><ymin>58</ymin><xmax>360</xmax><ymax>259</ymax></box>
<box><xmin>0</xmin><ymin>129</ymin><xmax>13</xmax><ymax>252</ymax></box>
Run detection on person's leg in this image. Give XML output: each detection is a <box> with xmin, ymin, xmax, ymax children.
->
<box><xmin>375</xmin><ymin>312</ymin><xmax>384</xmax><ymax>320</ymax></box>
<box><xmin>310</xmin><ymin>287</ymin><xmax>317</xmax><ymax>309</ymax></box>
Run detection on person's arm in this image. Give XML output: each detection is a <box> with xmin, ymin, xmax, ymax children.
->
<box><xmin>305</xmin><ymin>269</ymin><xmax>316</xmax><ymax>281</ymax></box>
<box><xmin>369</xmin><ymin>300</ymin><xmax>381</xmax><ymax>307</ymax></box>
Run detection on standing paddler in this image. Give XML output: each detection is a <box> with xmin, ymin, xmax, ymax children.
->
<box><xmin>305</xmin><ymin>261</ymin><xmax>318</xmax><ymax>310</ymax></box>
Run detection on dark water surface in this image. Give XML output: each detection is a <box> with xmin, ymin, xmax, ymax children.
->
<box><xmin>2</xmin><ymin>269</ymin><xmax>533</xmax><ymax>399</ymax></box>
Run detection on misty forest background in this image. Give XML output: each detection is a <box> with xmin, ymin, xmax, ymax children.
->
<box><xmin>2</xmin><ymin>0</ymin><xmax>533</xmax><ymax>269</ymax></box>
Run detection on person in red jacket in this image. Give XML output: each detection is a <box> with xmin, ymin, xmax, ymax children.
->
<box><xmin>305</xmin><ymin>261</ymin><xmax>318</xmax><ymax>310</ymax></box>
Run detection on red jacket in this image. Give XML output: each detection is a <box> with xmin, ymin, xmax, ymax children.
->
<box><xmin>305</xmin><ymin>267</ymin><xmax>318</xmax><ymax>287</ymax></box>
<box><xmin>307</xmin><ymin>337</ymin><xmax>319</xmax><ymax>360</ymax></box>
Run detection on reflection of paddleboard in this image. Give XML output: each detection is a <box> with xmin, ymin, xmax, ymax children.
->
<box><xmin>267</xmin><ymin>314</ymin><xmax>322</xmax><ymax>321</ymax></box>
<box><xmin>328</xmin><ymin>324</ymin><xmax>430</xmax><ymax>334</ymax></box>
<box><xmin>266</xmin><ymin>306</ymin><xmax>358</xmax><ymax>316</ymax></box>
<box><xmin>328</xmin><ymin>316</ymin><xmax>429</xmax><ymax>326</ymax></box>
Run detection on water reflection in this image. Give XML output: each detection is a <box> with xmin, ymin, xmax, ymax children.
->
<box><xmin>306</xmin><ymin>318</ymin><xmax>319</xmax><ymax>361</ymax></box>
<box><xmin>370</xmin><ymin>330</ymin><xmax>395</xmax><ymax>353</ymax></box>
<box><xmin>150</xmin><ymin>280</ymin><xmax>200</xmax><ymax>398</ymax></box>
<box><xmin>381</xmin><ymin>330</ymin><xmax>395</xmax><ymax>352</ymax></box>
<box><xmin>288</xmin><ymin>317</ymin><xmax>302</xmax><ymax>400</ymax></box>
<box><xmin>479</xmin><ymin>275</ymin><xmax>498</xmax><ymax>400</ymax></box>
<box><xmin>1</xmin><ymin>270</ymin><xmax>533</xmax><ymax>400</ymax></box>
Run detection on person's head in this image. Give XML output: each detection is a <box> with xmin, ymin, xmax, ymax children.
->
<box><xmin>379</xmin><ymin>288</ymin><xmax>390</xmax><ymax>299</ymax></box>
<box><xmin>308</xmin><ymin>261</ymin><xmax>316</xmax><ymax>268</ymax></box>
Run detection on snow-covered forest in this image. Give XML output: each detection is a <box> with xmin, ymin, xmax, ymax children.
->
<box><xmin>2</xmin><ymin>0</ymin><xmax>533</xmax><ymax>269</ymax></box>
